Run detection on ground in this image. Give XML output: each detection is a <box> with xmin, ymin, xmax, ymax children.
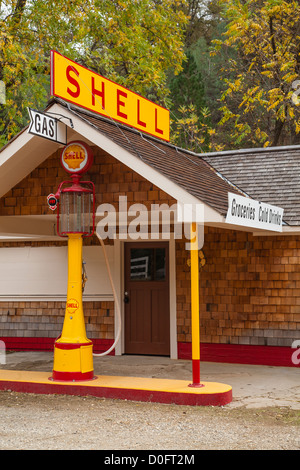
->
<box><xmin>0</xmin><ymin>390</ymin><xmax>299</xmax><ymax>450</ymax></box>
<box><xmin>0</xmin><ymin>352</ymin><xmax>299</xmax><ymax>450</ymax></box>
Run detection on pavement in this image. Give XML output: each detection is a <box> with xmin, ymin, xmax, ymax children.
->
<box><xmin>0</xmin><ymin>351</ymin><xmax>299</xmax><ymax>409</ymax></box>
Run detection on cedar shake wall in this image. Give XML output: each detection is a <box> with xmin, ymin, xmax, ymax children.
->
<box><xmin>176</xmin><ymin>227</ymin><xmax>300</xmax><ymax>347</ymax></box>
<box><xmin>1</xmin><ymin>147</ymin><xmax>300</xmax><ymax>349</ymax></box>
<box><xmin>0</xmin><ymin>146</ymin><xmax>175</xmax><ymax>216</ymax></box>
<box><xmin>0</xmin><ymin>147</ymin><xmax>175</xmax><ymax>342</ymax></box>
<box><xmin>0</xmin><ymin>301</ymin><xmax>114</xmax><ymax>340</ymax></box>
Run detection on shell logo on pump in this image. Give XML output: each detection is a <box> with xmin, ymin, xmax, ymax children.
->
<box><xmin>66</xmin><ymin>298</ymin><xmax>79</xmax><ymax>314</ymax></box>
<box><xmin>61</xmin><ymin>141</ymin><xmax>93</xmax><ymax>175</ymax></box>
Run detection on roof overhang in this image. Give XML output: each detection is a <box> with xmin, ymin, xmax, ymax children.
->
<box><xmin>0</xmin><ymin>101</ymin><xmax>296</xmax><ymax>240</ymax></box>
<box><xmin>45</xmin><ymin>102</ymin><xmax>224</xmax><ymax>223</ymax></box>
<box><xmin>0</xmin><ymin>101</ymin><xmax>224</xmax><ymax>226</ymax></box>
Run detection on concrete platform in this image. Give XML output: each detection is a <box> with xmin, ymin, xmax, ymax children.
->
<box><xmin>0</xmin><ymin>369</ymin><xmax>232</xmax><ymax>406</ymax></box>
<box><xmin>1</xmin><ymin>351</ymin><xmax>299</xmax><ymax>409</ymax></box>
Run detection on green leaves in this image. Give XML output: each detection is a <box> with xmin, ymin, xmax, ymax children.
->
<box><xmin>0</xmin><ymin>0</ymin><xmax>189</xmax><ymax>145</ymax></box>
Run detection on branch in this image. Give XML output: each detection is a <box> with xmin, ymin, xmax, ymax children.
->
<box><xmin>269</xmin><ymin>16</ymin><xmax>277</xmax><ymax>56</ymax></box>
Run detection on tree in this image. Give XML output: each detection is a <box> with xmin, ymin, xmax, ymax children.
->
<box><xmin>169</xmin><ymin>50</ymin><xmax>206</xmax><ymax>116</ymax></box>
<box><xmin>0</xmin><ymin>0</ymin><xmax>188</xmax><ymax>146</ymax></box>
<box><xmin>59</xmin><ymin>0</ymin><xmax>189</xmax><ymax>103</ymax></box>
<box><xmin>182</xmin><ymin>0</ymin><xmax>223</xmax><ymax>47</ymax></box>
<box><xmin>168</xmin><ymin>50</ymin><xmax>223</xmax><ymax>152</ymax></box>
<box><xmin>167</xmin><ymin>1</ymin><xmax>228</xmax><ymax>152</ymax></box>
<box><xmin>211</xmin><ymin>0</ymin><xmax>300</xmax><ymax>148</ymax></box>
<box><xmin>170</xmin><ymin>103</ymin><xmax>223</xmax><ymax>152</ymax></box>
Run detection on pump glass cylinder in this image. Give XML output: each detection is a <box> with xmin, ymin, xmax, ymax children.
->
<box><xmin>59</xmin><ymin>189</ymin><xmax>92</xmax><ymax>235</ymax></box>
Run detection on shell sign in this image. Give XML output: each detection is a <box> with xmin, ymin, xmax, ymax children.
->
<box><xmin>50</xmin><ymin>50</ymin><xmax>170</xmax><ymax>141</ymax></box>
<box><xmin>61</xmin><ymin>141</ymin><xmax>93</xmax><ymax>175</ymax></box>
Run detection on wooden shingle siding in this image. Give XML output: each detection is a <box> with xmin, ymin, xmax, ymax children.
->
<box><xmin>0</xmin><ymin>301</ymin><xmax>114</xmax><ymax>340</ymax></box>
<box><xmin>0</xmin><ymin>146</ymin><xmax>176</xmax><ymax>217</ymax></box>
<box><xmin>176</xmin><ymin>227</ymin><xmax>300</xmax><ymax>347</ymax></box>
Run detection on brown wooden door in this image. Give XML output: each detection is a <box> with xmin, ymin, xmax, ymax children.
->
<box><xmin>124</xmin><ymin>242</ymin><xmax>170</xmax><ymax>356</ymax></box>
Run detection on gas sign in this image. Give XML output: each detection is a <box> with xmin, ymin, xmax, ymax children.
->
<box><xmin>28</xmin><ymin>108</ymin><xmax>67</xmax><ymax>144</ymax></box>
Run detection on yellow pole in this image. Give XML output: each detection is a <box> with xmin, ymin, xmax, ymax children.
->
<box><xmin>189</xmin><ymin>222</ymin><xmax>203</xmax><ymax>387</ymax></box>
<box><xmin>52</xmin><ymin>233</ymin><xmax>94</xmax><ymax>381</ymax></box>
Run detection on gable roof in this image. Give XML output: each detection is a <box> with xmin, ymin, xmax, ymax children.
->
<box><xmin>1</xmin><ymin>97</ymin><xmax>300</xmax><ymax>230</ymax></box>
<box><xmin>202</xmin><ymin>147</ymin><xmax>300</xmax><ymax>226</ymax></box>
<box><xmin>48</xmin><ymin>99</ymin><xmax>243</xmax><ymax>218</ymax></box>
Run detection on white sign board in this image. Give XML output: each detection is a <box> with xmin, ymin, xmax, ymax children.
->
<box><xmin>28</xmin><ymin>108</ymin><xmax>67</xmax><ymax>144</ymax></box>
<box><xmin>226</xmin><ymin>192</ymin><xmax>284</xmax><ymax>232</ymax></box>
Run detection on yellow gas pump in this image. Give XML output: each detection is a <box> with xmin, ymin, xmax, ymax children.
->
<box><xmin>51</xmin><ymin>141</ymin><xmax>95</xmax><ymax>381</ymax></box>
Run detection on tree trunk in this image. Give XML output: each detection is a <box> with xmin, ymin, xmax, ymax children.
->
<box><xmin>272</xmin><ymin>118</ymin><xmax>285</xmax><ymax>147</ymax></box>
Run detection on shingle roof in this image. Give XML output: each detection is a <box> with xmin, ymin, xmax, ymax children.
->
<box><xmin>55</xmin><ymin>99</ymin><xmax>243</xmax><ymax>217</ymax></box>
<box><xmin>202</xmin><ymin>147</ymin><xmax>300</xmax><ymax>226</ymax></box>
<box><xmin>6</xmin><ymin>98</ymin><xmax>297</xmax><ymax>225</ymax></box>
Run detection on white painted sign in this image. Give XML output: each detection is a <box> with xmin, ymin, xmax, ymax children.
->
<box><xmin>226</xmin><ymin>192</ymin><xmax>284</xmax><ymax>232</ymax></box>
<box><xmin>28</xmin><ymin>108</ymin><xmax>67</xmax><ymax>144</ymax></box>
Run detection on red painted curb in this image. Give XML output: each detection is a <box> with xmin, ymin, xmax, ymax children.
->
<box><xmin>0</xmin><ymin>380</ymin><xmax>232</xmax><ymax>407</ymax></box>
<box><xmin>2</xmin><ymin>337</ymin><xmax>298</xmax><ymax>367</ymax></box>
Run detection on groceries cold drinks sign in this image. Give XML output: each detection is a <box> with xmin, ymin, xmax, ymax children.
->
<box><xmin>226</xmin><ymin>192</ymin><xmax>284</xmax><ymax>232</ymax></box>
<box><xmin>50</xmin><ymin>50</ymin><xmax>170</xmax><ymax>141</ymax></box>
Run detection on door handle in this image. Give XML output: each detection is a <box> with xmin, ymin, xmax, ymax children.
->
<box><xmin>124</xmin><ymin>291</ymin><xmax>129</xmax><ymax>304</ymax></box>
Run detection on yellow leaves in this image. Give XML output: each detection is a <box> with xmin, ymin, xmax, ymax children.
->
<box><xmin>254</xmin><ymin>127</ymin><xmax>268</xmax><ymax>144</ymax></box>
<box><xmin>170</xmin><ymin>104</ymin><xmax>219</xmax><ymax>152</ymax></box>
<box><xmin>117</xmin><ymin>0</ymin><xmax>127</xmax><ymax>8</ymax></box>
<box><xmin>210</xmin><ymin>39</ymin><xmax>223</xmax><ymax>51</ymax></box>
<box><xmin>247</xmin><ymin>62</ymin><xmax>255</xmax><ymax>73</ymax></box>
<box><xmin>280</xmin><ymin>61</ymin><xmax>295</xmax><ymax>72</ymax></box>
<box><xmin>267</xmin><ymin>87</ymin><xmax>284</xmax><ymax>112</ymax></box>
<box><xmin>282</xmin><ymin>71</ymin><xmax>298</xmax><ymax>84</ymax></box>
<box><xmin>211</xmin><ymin>0</ymin><xmax>300</xmax><ymax>147</ymax></box>
<box><xmin>288</xmin><ymin>107</ymin><xmax>295</xmax><ymax>120</ymax></box>
<box><xmin>218</xmin><ymin>106</ymin><xmax>237</xmax><ymax>126</ymax></box>
<box><xmin>295</xmin><ymin>119</ymin><xmax>300</xmax><ymax>134</ymax></box>
<box><xmin>261</xmin><ymin>70</ymin><xmax>274</xmax><ymax>78</ymax></box>
<box><xmin>0</xmin><ymin>0</ymin><xmax>190</xmax><ymax>146</ymax></box>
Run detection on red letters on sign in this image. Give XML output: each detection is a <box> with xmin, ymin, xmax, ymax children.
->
<box><xmin>117</xmin><ymin>89</ymin><xmax>128</xmax><ymax>120</ymax></box>
<box><xmin>137</xmin><ymin>99</ymin><xmax>146</xmax><ymax>128</ymax></box>
<box><xmin>155</xmin><ymin>108</ymin><xmax>163</xmax><ymax>135</ymax></box>
<box><xmin>52</xmin><ymin>51</ymin><xmax>169</xmax><ymax>141</ymax></box>
<box><xmin>92</xmin><ymin>77</ymin><xmax>105</xmax><ymax>110</ymax></box>
<box><xmin>63</xmin><ymin>61</ymin><xmax>167</xmax><ymax>139</ymax></box>
<box><xmin>66</xmin><ymin>65</ymin><xmax>80</xmax><ymax>98</ymax></box>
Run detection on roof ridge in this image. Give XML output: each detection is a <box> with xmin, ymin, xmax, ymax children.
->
<box><xmin>201</xmin><ymin>145</ymin><xmax>300</xmax><ymax>158</ymax></box>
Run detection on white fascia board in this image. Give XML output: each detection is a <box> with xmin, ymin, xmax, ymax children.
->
<box><xmin>0</xmin><ymin>215</ymin><xmax>57</xmax><ymax>238</ymax></box>
<box><xmin>208</xmin><ymin>221</ymin><xmax>300</xmax><ymax>235</ymax></box>
<box><xmin>47</xmin><ymin>103</ymin><xmax>224</xmax><ymax>224</ymax></box>
<box><xmin>0</xmin><ymin>129</ymin><xmax>60</xmax><ymax>198</ymax></box>
<box><xmin>252</xmin><ymin>225</ymin><xmax>300</xmax><ymax>236</ymax></box>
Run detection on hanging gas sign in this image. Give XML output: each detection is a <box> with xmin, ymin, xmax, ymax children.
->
<box><xmin>28</xmin><ymin>108</ymin><xmax>67</xmax><ymax>144</ymax></box>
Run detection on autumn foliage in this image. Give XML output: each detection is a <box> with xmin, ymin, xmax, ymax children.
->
<box><xmin>1</xmin><ymin>0</ymin><xmax>300</xmax><ymax>151</ymax></box>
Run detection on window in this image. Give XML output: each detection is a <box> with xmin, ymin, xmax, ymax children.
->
<box><xmin>130</xmin><ymin>248</ymin><xmax>166</xmax><ymax>281</ymax></box>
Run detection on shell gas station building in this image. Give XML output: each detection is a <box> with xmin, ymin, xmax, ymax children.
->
<box><xmin>0</xmin><ymin>52</ymin><xmax>299</xmax><ymax>405</ymax></box>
